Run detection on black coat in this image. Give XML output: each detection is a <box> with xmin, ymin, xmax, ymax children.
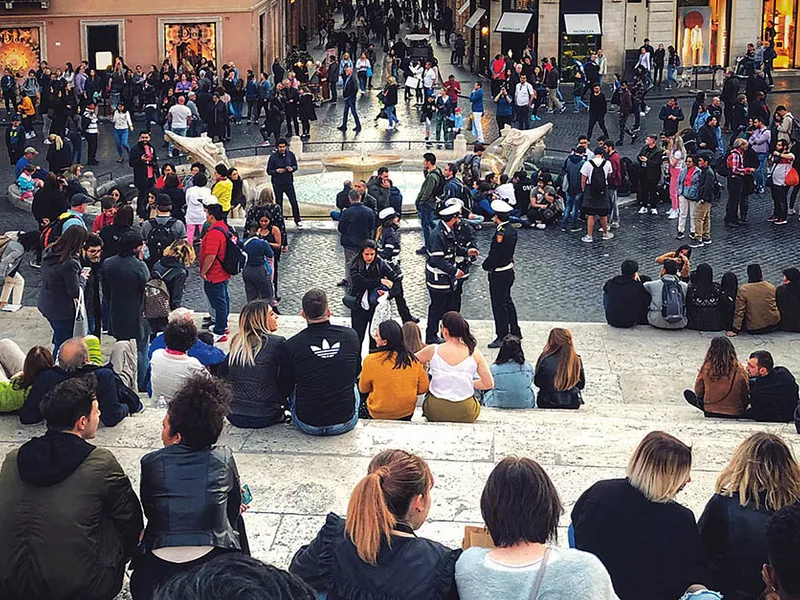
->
<box><xmin>534</xmin><ymin>353</ymin><xmax>585</xmax><ymax>409</ymax></box>
<box><xmin>338</xmin><ymin>203</ymin><xmax>376</xmax><ymax>249</ymax></box>
<box><xmin>46</xmin><ymin>139</ymin><xmax>73</xmax><ymax>173</ymax></box>
<box><xmin>290</xmin><ymin>513</ymin><xmax>460</xmax><ymax>600</ymax></box>
<box><xmin>572</xmin><ymin>478</ymin><xmax>709</xmax><ymax>600</ymax></box>
<box><xmin>776</xmin><ymin>284</ymin><xmax>800</xmax><ymax>332</ymax></box>
<box><xmin>349</xmin><ymin>258</ymin><xmax>397</xmax><ymax>311</ymax></box>
<box><xmin>32</xmin><ymin>187</ymin><xmax>67</xmax><ymax>224</ymax></box>
<box><xmin>686</xmin><ymin>283</ymin><xmax>724</xmax><ymax>331</ymax></box>
<box><xmin>603</xmin><ymin>275</ymin><xmax>649</xmax><ymax>328</ymax></box>
<box><xmin>102</xmin><ymin>253</ymin><xmax>149</xmax><ymax>340</ymax></box>
<box><xmin>747</xmin><ymin>367</ymin><xmax>799</xmax><ymax>422</ymax></box>
<box><xmin>698</xmin><ymin>493</ymin><xmax>774</xmax><ymax>600</ymax></box>
<box><xmin>129</xmin><ymin>142</ymin><xmax>158</xmax><ymax>188</ymax></box>
<box><xmin>37</xmin><ymin>251</ymin><xmax>80</xmax><ymax>322</ymax></box>
<box><xmin>152</xmin><ymin>257</ymin><xmax>188</xmax><ymax>309</ymax></box>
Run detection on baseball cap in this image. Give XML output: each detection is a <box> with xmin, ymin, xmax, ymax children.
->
<box><xmin>202</xmin><ymin>194</ymin><xmax>220</xmax><ymax>206</ymax></box>
<box><xmin>70</xmin><ymin>193</ymin><xmax>91</xmax><ymax>207</ymax></box>
<box><xmin>24</xmin><ymin>146</ymin><xmax>37</xmax><ymax>154</ymax></box>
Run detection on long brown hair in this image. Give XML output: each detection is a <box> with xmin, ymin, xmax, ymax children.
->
<box><xmin>14</xmin><ymin>346</ymin><xmax>54</xmax><ymax>389</ymax></box>
<box><xmin>704</xmin><ymin>336</ymin><xmax>738</xmax><ymax>379</ymax></box>
<box><xmin>50</xmin><ymin>225</ymin><xmax>88</xmax><ymax>263</ymax></box>
<box><xmin>716</xmin><ymin>433</ymin><xmax>800</xmax><ymax>511</ymax></box>
<box><xmin>345</xmin><ymin>450</ymin><xmax>433</xmax><ymax>565</ymax></box>
<box><xmin>536</xmin><ymin>328</ymin><xmax>582</xmax><ymax>391</ymax></box>
<box><xmin>441</xmin><ymin>311</ymin><xmax>476</xmax><ymax>354</ymax></box>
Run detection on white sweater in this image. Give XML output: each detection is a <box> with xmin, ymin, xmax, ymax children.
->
<box><xmin>150</xmin><ymin>349</ymin><xmax>209</xmax><ymax>404</ymax></box>
<box><xmin>112</xmin><ymin>110</ymin><xmax>133</xmax><ymax>131</ymax></box>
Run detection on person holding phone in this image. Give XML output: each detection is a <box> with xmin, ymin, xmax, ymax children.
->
<box><xmin>129</xmin><ymin>375</ymin><xmax>249</xmax><ymax>600</ymax></box>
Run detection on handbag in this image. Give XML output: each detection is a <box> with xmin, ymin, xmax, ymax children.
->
<box><xmin>786</xmin><ymin>167</ymin><xmax>800</xmax><ymax>187</ymax></box>
<box><xmin>366</xmin><ymin>67</ymin><xmax>373</xmax><ymax>77</ymax></box>
<box><xmin>73</xmin><ymin>287</ymin><xmax>88</xmax><ymax>338</ymax></box>
<box><xmin>404</xmin><ymin>76</ymin><xmax>420</xmax><ymax>89</ymax></box>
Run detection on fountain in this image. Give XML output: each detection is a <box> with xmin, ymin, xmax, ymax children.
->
<box><xmin>320</xmin><ymin>144</ymin><xmax>405</xmax><ymax>184</ymax></box>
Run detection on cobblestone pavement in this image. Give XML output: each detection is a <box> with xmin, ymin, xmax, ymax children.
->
<box><xmin>3</xmin><ymin>28</ymin><xmax>800</xmax><ymax>324</ymax></box>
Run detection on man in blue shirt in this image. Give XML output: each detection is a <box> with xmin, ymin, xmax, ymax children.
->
<box><xmin>469</xmin><ymin>82</ymin><xmax>485</xmax><ymax>143</ymax></box>
<box><xmin>15</xmin><ymin>146</ymin><xmax>49</xmax><ymax>180</ymax></box>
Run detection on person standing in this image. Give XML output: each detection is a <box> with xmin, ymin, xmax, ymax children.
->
<box><xmin>580</xmin><ymin>147</ymin><xmax>614</xmax><ymax>243</ymax></box>
<box><xmin>586</xmin><ymin>83</ymin><xmax>609</xmax><ymax>141</ymax></box>
<box><xmin>415</xmin><ymin>152</ymin><xmax>445</xmax><ymax>252</ymax></box>
<box><xmin>469</xmin><ymin>82</ymin><xmax>485</xmax><ymax>143</ymax></box>
<box><xmin>725</xmin><ymin>138</ymin><xmax>756</xmax><ymax>226</ymax></box>
<box><xmin>210</xmin><ymin>164</ymin><xmax>233</xmax><ymax>220</ymax></box>
<box><xmin>338</xmin><ymin>67</ymin><xmax>361</xmax><ymax>133</ymax></box>
<box><xmin>768</xmin><ymin>139</ymin><xmax>794</xmax><ymax>225</ymax></box>
<box><xmin>659</xmin><ymin>97</ymin><xmax>685</xmax><ymax>138</ymax></box>
<box><xmin>482</xmin><ymin>200</ymin><xmax>520</xmax><ymax>349</ymax></box>
<box><xmin>199</xmin><ymin>203</ymin><xmax>232</xmax><ymax>343</ymax></box>
<box><xmin>676</xmin><ymin>155</ymin><xmax>700</xmax><ymax>240</ymax></box>
<box><xmin>337</xmin><ymin>188</ymin><xmax>375</xmax><ymax>289</ymax></box>
<box><xmin>605</xmin><ymin>140</ymin><xmax>623</xmax><ymax>228</ymax></box>
<box><xmin>691</xmin><ymin>155</ymin><xmax>717</xmax><ymax>247</ymax></box>
<box><xmin>266</xmin><ymin>138</ymin><xmax>301</xmax><ymax>226</ymax></box>
<box><xmin>545</xmin><ymin>63</ymin><xmax>565</xmax><ymax>113</ymax></box>
<box><xmin>615</xmin><ymin>82</ymin><xmax>637</xmax><ymax>146</ymax></box>
<box><xmin>129</xmin><ymin>130</ymin><xmax>157</xmax><ymax>218</ymax></box>
<box><xmin>111</xmin><ymin>101</ymin><xmax>133</xmax><ymax>163</ymax></box>
<box><xmin>424</xmin><ymin>203</ymin><xmax>479</xmax><ymax>344</ymax></box>
<box><xmin>749</xmin><ymin>116</ymin><xmax>771</xmax><ymax>195</ymax></box>
<box><xmin>637</xmin><ymin>134</ymin><xmax>663</xmax><ymax>215</ymax></box>
<box><xmin>513</xmin><ymin>74</ymin><xmax>535</xmax><ymax>131</ymax></box>
<box><xmin>82</xmin><ymin>102</ymin><xmax>100</xmax><ymax>166</ymax></box>
<box><xmin>166</xmin><ymin>95</ymin><xmax>192</xmax><ymax>155</ymax></box>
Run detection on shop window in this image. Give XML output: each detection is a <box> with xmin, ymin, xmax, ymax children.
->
<box><xmin>763</xmin><ymin>0</ymin><xmax>797</xmax><ymax>68</ymax></box>
<box><xmin>677</xmin><ymin>0</ymin><xmax>731</xmax><ymax>67</ymax></box>
<box><xmin>0</xmin><ymin>27</ymin><xmax>41</xmax><ymax>74</ymax></box>
<box><xmin>164</xmin><ymin>23</ymin><xmax>217</xmax><ymax>67</ymax></box>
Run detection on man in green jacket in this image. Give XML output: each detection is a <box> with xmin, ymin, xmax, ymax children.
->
<box><xmin>0</xmin><ymin>375</ymin><xmax>143</xmax><ymax>600</ymax></box>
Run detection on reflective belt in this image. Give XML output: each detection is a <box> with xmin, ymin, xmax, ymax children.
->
<box><xmin>494</xmin><ymin>262</ymin><xmax>514</xmax><ymax>272</ymax></box>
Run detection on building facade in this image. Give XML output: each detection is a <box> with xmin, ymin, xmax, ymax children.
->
<box><xmin>0</xmin><ymin>0</ymin><xmax>316</xmax><ymax>75</ymax></box>
<box><xmin>458</xmin><ymin>0</ymin><xmax>769</xmax><ymax>77</ymax></box>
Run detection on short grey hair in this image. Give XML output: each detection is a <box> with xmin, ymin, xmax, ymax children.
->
<box><xmin>348</xmin><ymin>189</ymin><xmax>361</xmax><ymax>202</ymax></box>
<box><xmin>168</xmin><ymin>307</ymin><xmax>195</xmax><ymax>323</ymax></box>
<box><xmin>57</xmin><ymin>338</ymin><xmax>89</xmax><ymax>372</ymax></box>
<box><xmin>733</xmin><ymin>138</ymin><xmax>748</xmax><ymax>149</ymax></box>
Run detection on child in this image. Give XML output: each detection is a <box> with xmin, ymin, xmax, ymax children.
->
<box><xmin>481</xmin><ymin>335</ymin><xmax>535</xmax><ymax>408</ymax></box>
<box><xmin>421</xmin><ymin>94</ymin><xmax>436</xmax><ymax>142</ymax></box>
<box><xmin>16</xmin><ymin>164</ymin><xmax>37</xmax><ymax>202</ymax></box>
<box><xmin>451</xmin><ymin>106</ymin><xmax>463</xmax><ymax>139</ymax></box>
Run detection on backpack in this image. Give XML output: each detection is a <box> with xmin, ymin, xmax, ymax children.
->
<box><xmin>461</xmin><ymin>154</ymin><xmax>481</xmax><ymax>188</ymax></box>
<box><xmin>0</xmin><ymin>234</ymin><xmax>10</xmax><ymax>258</ymax></box>
<box><xmin>213</xmin><ymin>224</ymin><xmax>247</xmax><ymax>276</ymax></box>
<box><xmin>142</xmin><ymin>269</ymin><xmax>173</xmax><ymax>319</ymax></box>
<box><xmin>714</xmin><ymin>151</ymin><xmax>734</xmax><ymax>178</ymax></box>
<box><xmin>789</xmin><ymin>115</ymin><xmax>800</xmax><ymax>145</ymax></box>
<box><xmin>589</xmin><ymin>160</ymin><xmax>608</xmax><ymax>200</ymax></box>
<box><xmin>40</xmin><ymin>212</ymin><xmax>74</xmax><ymax>248</ymax></box>
<box><xmin>661</xmin><ymin>278</ymin><xmax>686</xmax><ymax>323</ymax></box>
<box><xmin>146</xmin><ymin>218</ymin><xmax>178</xmax><ymax>265</ymax></box>
<box><xmin>708</xmin><ymin>168</ymin><xmax>723</xmax><ymax>201</ymax></box>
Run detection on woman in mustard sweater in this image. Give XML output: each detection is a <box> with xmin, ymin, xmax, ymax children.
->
<box><xmin>359</xmin><ymin>320</ymin><xmax>429</xmax><ymax>420</ymax></box>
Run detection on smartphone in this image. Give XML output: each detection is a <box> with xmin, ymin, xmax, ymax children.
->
<box><xmin>241</xmin><ymin>484</ymin><xmax>253</xmax><ymax>505</ymax></box>
<box><xmin>80</xmin><ymin>266</ymin><xmax>92</xmax><ymax>279</ymax></box>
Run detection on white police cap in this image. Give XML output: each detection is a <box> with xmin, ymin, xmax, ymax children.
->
<box><xmin>439</xmin><ymin>203</ymin><xmax>462</xmax><ymax>217</ymax></box>
<box><xmin>490</xmin><ymin>199</ymin><xmax>513</xmax><ymax>214</ymax></box>
<box><xmin>378</xmin><ymin>207</ymin><xmax>396</xmax><ymax>220</ymax></box>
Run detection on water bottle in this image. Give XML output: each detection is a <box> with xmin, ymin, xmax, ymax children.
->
<box><xmin>157</xmin><ymin>395</ymin><xmax>167</xmax><ymax>409</ymax></box>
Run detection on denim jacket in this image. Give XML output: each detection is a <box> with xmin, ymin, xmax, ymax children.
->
<box><xmin>678</xmin><ymin>166</ymin><xmax>701</xmax><ymax>200</ymax></box>
<box><xmin>482</xmin><ymin>361</ymin><xmax>535</xmax><ymax>408</ymax></box>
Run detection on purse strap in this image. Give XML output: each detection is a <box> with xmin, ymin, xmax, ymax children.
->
<box><xmin>529</xmin><ymin>547</ymin><xmax>551</xmax><ymax>600</ymax></box>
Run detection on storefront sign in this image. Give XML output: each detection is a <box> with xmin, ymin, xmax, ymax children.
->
<box><xmin>495</xmin><ymin>12</ymin><xmax>535</xmax><ymax>33</ymax></box>
<box><xmin>465</xmin><ymin>8</ymin><xmax>487</xmax><ymax>29</ymax></box>
<box><xmin>563</xmin><ymin>14</ymin><xmax>601</xmax><ymax>35</ymax></box>
<box><xmin>0</xmin><ymin>27</ymin><xmax>41</xmax><ymax>73</ymax></box>
<box><xmin>164</xmin><ymin>23</ymin><xmax>217</xmax><ymax>68</ymax></box>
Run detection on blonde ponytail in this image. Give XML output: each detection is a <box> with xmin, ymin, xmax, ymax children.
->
<box><xmin>345</xmin><ymin>467</ymin><xmax>395</xmax><ymax>564</ymax></box>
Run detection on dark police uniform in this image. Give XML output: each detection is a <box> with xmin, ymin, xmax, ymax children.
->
<box><xmin>425</xmin><ymin>205</ymin><xmax>471</xmax><ymax>343</ymax></box>
<box><xmin>377</xmin><ymin>208</ymin><xmax>416</xmax><ymax>323</ymax></box>
<box><xmin>482</xmin><ymin>201</ymin><xmax>521</xmax><ymax>345</ymax></box>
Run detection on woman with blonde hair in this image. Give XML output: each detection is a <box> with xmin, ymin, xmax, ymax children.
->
<box><xmin>382</xmin><ymin>75</ymin><xmax>400</xmax><ymax>129</ymax></box>
<box><xmin>667</xmin><ymin>134</ymin><xmax>686</xmax><ymax>219</ymax></box>
<box><xmin>290</xmin><ymin>449</ymin><xmax>460</xmax><ymax>598</ymax></box>
<box><xmin>572</xmin><ymin>431</ymin><xmax>707</xmax><ymax>600</ymax></box>
<box><xmin>698</xmin><ymin>433</ymin><xmax>800</xmax><ymax>599</ymax></box>
<box><xmin>684</xmin><ymin>336</ymin><xmax>749</xmax><ymax>417</ymax></box>
<box><xmin>534</xmin><ymin>328</ymin><xmax>585</xmax><ymax>409</ymax></box>
<box><xmin>415</xmin><ymin>311</ymin><xmax>494</xmax><ymax>423</ymax></box>
<box><xmin>246</xmin><ymin>185</ymin><xmax>287</xmax><ymax>295</ymax></box>
<box><xmin>148</xmin><ymin>239</ymin><xmax>195</xmax><ymax>336</ymax></box>
<box><xmin>219</xmin><ymin>299</ymin><xmax>287</xmax><ymax>428</ymax></box>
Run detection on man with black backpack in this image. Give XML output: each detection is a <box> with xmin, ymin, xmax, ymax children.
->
<box><xmin>643</xmin><ymin>260</ymin><xmax>688</xmax><ymax>329</ymax></box>
<box><xmin>580</xmin><ymin>147</ymin><xmax>614</xmax><ymax>243</ymax></box>
<box><xmin>199</xmin><ymin>203</ymin><xmax>233</xmax><ymax>343</ymax></box>
<box><xmin>141</xmin><ymin>195</ymin><xmax>186</xmax><ymax>269</ymax></box>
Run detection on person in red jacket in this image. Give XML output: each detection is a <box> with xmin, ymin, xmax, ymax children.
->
<box><xmin>199</xmin><ymin>203</ymin><xmax>231</xmax><ymax>342</ymax></box>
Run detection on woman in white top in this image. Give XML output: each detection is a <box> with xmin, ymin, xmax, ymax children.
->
<box><xmin>667</xmin><ymin>135</ymin><xmax>686</xmax><ymax>219</ymax></box>
<box><xmin>456</xmin><ymin>457</ymin><xmax>618</xmax><ymax>600</ymax></box>
<box><xmin>415</xmin><ymin>311</ymin><xmax>493</xmax><ymax>423</ymax></box>
<box><xmin>150</xmin><ymin>319</ymin><xmax>209</xmax><ymax>405</ymax></box>
<box><xmin>112</xmin><ymin>101</ymin><xmax>134</xmax><ymax>162</ymax></box>
<box><xmin>355</xmin><ymin>52</ymin><xmax>371</xmax><ymax>93</ymax></box>
<box><xmin>184</xmin><ymin>172</ymin><xmax>214</xmax><ymax>245</ymax></box>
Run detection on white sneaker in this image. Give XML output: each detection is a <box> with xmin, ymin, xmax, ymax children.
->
<box><xmin>645</xmin><ymin>106</ymin><xmax>651</xmax><ymax>114</ymax></box>
<box><xmin>639</xmin><ymin>111</ymin><xmax>646</xmax><ymax>117</ymax></box>
<box><xmin>602</xmin><ymin>232</ymin><xmax>614</xmax><ymax>240</ymax></box>
<box><xmin>650</xmin><ymin>208</ymin><xmax>658</xmax><ymax>215</ymax></box>
<box><xmin>638</xmin><ymin>206</ymin><xmax>648</xmax><ymax>214</ymax></box>
<box><xmin>295</xmin><ymin>221</ymin><xmax>304</xmax><ymax>228</ymax></box>
<box><xmin>581</xmin><ymin>235</ymin><xmax>593</xmax><ymax>243</ymax></box>
<box><xmin>789</xmin><ymin>208</ymin><xmax>797</xmax><ymax>215</ymax></box>
<box><xmin>535</xmin><ymin>223</ymin><xmax>546</xmax><ymax>229</ymax></box>
<box><xmin>668</xmin><ymin>210</ymin><xmax>679</xmax><ymax>220</ymax></box>
<box><xmin>610</xmin><ymin>222</ymin><xmax>620</xmax><ymax>229</ymax></box>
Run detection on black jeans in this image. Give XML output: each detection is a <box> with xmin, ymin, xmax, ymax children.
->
<box><xmin>351</xmin><ymin>306</ymin><xmax>377</xmax><ymax>349</ymax></box>
<box><xmin>426</xmin><ymin>288</ymin><xmax>458</xmax><ymax>343</ymax></box>
<box><xmin>390</xmin><ymin>278</ymin><xmax>414</xmax><ymax>322</ymax></box>
<box><xmin>489</xmin><ymin>270</ymin><xmax>520</xmax><ymax>340</ymax></box>
<box><xmin>130</xmin><ymin>547</ymin><xmax>235</xmax><ymax>600</ymax></box>
<box><xmin>587</xmin><ymin>115</ymin><xmax>609</xmax><ymax>139</ymax></box>
<box><xmin>654</xmin><ymin>64</ymin><xmax>664</xmax><ymax>86</ymax></box>
<box><xmin>285</xmin><ymin>110</ymin><xmax>299</xmax><ymax>136</ymax></box>
<box><xmin>771</xmin><ymin>184</ymin><xmax>789</xmax><ymax>220</ymax></box>
<box><xmin>640</xmin><ymin>178</ymin><xmax>660</xmax><ymax>208</ymax></box>
<box><xmin>725</xmin><ymin>176</ymin><xmax>747</xmax><ymax>222</ymax></box>
<box><xmin>86</xmin><ymin>133</ymin><xmax>98</xmax><ymax>163</ymax></box>
<box><xmin>273</xmin><ymin>183</ymin><xmax>301</xmax><ymax>223</ymax></box>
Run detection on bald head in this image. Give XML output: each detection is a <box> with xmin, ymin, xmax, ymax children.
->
<box><xmin>177</xmin><ymin>95</ymin><xmax>186</xmax><ymax>105</ymax></box>
<box><xmin>58</xmin><ymin>338</ymin><xmax>89</xmax><ymax>371</ymax></box>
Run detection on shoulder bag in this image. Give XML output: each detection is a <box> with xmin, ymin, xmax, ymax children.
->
<box><xmin>529</xmin><ymin>547</ymin><xmax>552</xmax><ymax>599</ymax></box>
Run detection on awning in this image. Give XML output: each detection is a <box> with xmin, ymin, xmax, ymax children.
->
<box><xmin>464</xmin><ymin>8</ymin><xmax>486</xmax><ymax>29</ymax></box>
<box><xmin>457</xmin><ymin>0</ymin><xmax>470</xmax><ymax>15</ymax></box>
<box><xmin>495</xmin><ymin>11</ymin><xmax>534</xmax><ymax>34</ymax></box>
<box><xmin>563</xmin><ymin>13</ymin><xmax>602</xmax><ymax>35</ymax></box>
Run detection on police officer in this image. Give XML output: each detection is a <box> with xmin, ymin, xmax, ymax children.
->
<box><xmin>377</xmin><ymin>206</ymin><xmax>419</xmax><ymax>323</ymax></box>
<box><xmin>483</xmin><ymin>199</ymin><xmax>521</xmax><ymax>348</ymax></box>
<box><xmin>425</xmin><ymin>202</ymin><xmax>479</xmax><ymax>344</ymax></box>
<box><xmin>446</xmin><ymin>198</ymin><xmax>479</xmax><ymax>313</ymax></box>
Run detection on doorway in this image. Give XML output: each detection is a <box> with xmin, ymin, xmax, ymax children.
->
<box><xmin>86</xmin><ymin>24</ymin><xmax>119</xmax><ymax>70</ymax></box>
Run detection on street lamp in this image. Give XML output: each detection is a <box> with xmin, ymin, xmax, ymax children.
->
<box><xmin>481</xmin><ymin>25</ymin><xmax>489</xmax><ymax>35</ymax></box>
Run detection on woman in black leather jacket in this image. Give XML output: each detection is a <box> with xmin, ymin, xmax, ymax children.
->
<box><xmin>686</xmin><ymin>263</ymin><xmax>724</xmax><ymax>331</ymax></box>
<box><xmin>290</xmin><ymin>449</ymin><xmax>460</xmax><ymax>599</ymax></box>
<box><xmin>147</xmin><ymin>239</ymin><xmax>194</xmax><ymax>336</ymax></box>
<box><xmin>534</xmin><ymin>327</ymin><xmax>585</xmax><ymax>409</ymax></box>
<box><xmin>129</xmin><ymin>375</ymin><xmax>248</xmax><ymax>600</ymax></box>
<box><xmin>349</xmin><ymin>239</ymin><xmax>398</xmax><ymax>349</ymax></box>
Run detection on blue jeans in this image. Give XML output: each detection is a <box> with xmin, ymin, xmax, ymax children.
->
<box><xmin>113</xmin><ymin>128</ymin><xmax>130</xmax><ymax>157</ymax></box>
<box><xmin>330</xmin><ymin>209</ymin><xmax>341</xmax><ymax>221</ymax></box>
<box><xmin>48</xmin><ymin>318</ymin><xmax>74</xmax><ymax>357</ymax></box>
<box><xmin>562</xmin><ymin>192</ymin><xmax>582</xmax><ymax>229</ymax></box>
<box><xmin>69</xmin><ymin>134</ymin><xmax>82</xmax><ymax>164</ymax></box>
<box><xmin>203</xmin><ymin>280</ymin><xmax>230</xmax><ymax>335</ymax></box>
<box><xmin>341</xmin><ymin>96</ymin><xmax>361</xmax><ymax>128</ymax></box>
<box><xmin>667</xmin><ymin>65</ymin><xmax>677</xmax><ymax>86</ymax></box>
<box><xmin>110</xmin><ymin>91</ymin><xmax>120</xmax><ymax>111</ymax></box>
<box><xmin>418</xmin><ymin>203</ymin><xmax>438</xmax><ymax>246</ymax></box>
<box><xmin>357</xmin><ymin>71</ymin><xmax>367</xmax><ymax>92</ymax></box>
<box><xmin>290</xmin><ymin>384</ymin><xmax>359</xmax><ymax>436</ymax></box>
<box><xmin>168</xmin><ymin>127</ymin><xmax>187</xmax><ymax>156</ymax></box>
<box><xmin>756</xmin><ymin>152</ymin><xmax>768</xmax><ymax>189</ymax></box>
<box><xmin>385</xmin><ymin>104</ymin><xmax>399</xmax><ymax>127</ymax></box>
<box><xmin>231</xmin><ymin>99</ymin><xmax>243</xmax><ymax>122</ymax></box>
<box><xmin>574</xmin><ymin>96</ymin><xmax>589</xmax><ymax>111</ymax></box>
